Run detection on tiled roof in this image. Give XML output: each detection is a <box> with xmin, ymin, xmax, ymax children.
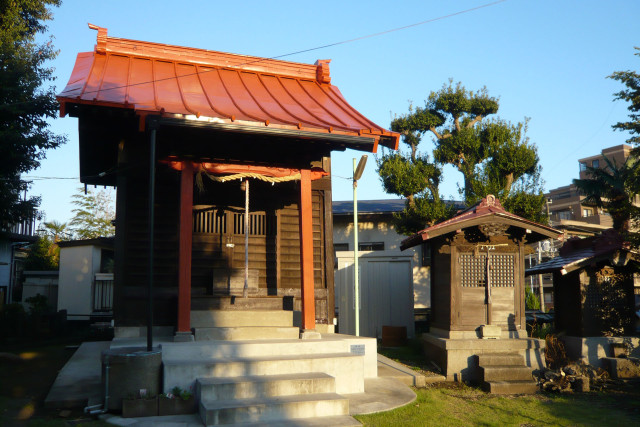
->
<box><xmin>333</xmin><ymin>199</ymin><xmax>407</xmax><ymax>215</ymax></box>
<box><xmin>525</xmin><ymin>229</ymin><xmax>638</xmax><ymax>275</ymax></box>
<box><xmin>57</xmin><ymin>25</ymin><xmax>399</xmax><ymax>151</ymax></box>
<box><xmin>401</xmin><ymin>195</ymin><xmax>563</xmax><ymax>250</ymax></box>
<box><xmin>332</xmin><ymin>199</ymin><xmax>464</xmax><ymax>215</ymax></box>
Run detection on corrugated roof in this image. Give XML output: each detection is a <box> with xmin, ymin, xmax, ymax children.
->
<box><xmin>401</xmin><ymin>195</ymin><xmax>563</xmax><ymax>250</ymax></box>
<box><xmin>57</xmin><ymin>25</ymin><xmax>399</xmax><ymax>151</ymax></box>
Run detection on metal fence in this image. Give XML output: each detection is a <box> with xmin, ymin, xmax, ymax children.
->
<box><xmin>93</xmin><ymin>273</ymin><xmax>114</xmax><ymax>312</ymax></box>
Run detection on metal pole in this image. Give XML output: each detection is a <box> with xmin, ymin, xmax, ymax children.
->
<box><xmin>147</xmin><ymin>126</ymin><xmax>156</xmax><ymax>352</ymax></box>
<box><xmin>244</xmin><ymin>179</ymin><xmax>249</xmax><ymax>299</ymax></box>
<box><xmin>353</xmin><ymin>158</ymin><xmax>359</xmax><ymax>337</ymax></box>
<box><xmin>538</xmin><ymin>241</ymin><xmax>545</xmax><ymax>312</ymax></box>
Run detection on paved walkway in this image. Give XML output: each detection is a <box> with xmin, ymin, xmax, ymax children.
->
<box><xmin>46</xmin><ymin>341</ymin><xmax>435</xmax><ymax>426</ymax></box>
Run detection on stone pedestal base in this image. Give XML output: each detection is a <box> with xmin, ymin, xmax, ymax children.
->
<box><xmin>174</xmin><ymin>331</ymin><xmax>195</xmax><ymax>342</ymax></box>
<box><xmin>421</xmin><ymin>333</ymin><xmax>546</xmax><ymax>382</ymax></box>
<box><xmin>300</xmin><ymin>329</ymin><xmax>322</xmax><ymax>340</ymax></box>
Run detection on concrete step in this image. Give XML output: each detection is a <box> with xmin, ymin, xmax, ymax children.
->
<box><xmin>484</xmin><ymin>380</ymin><xmax>539</xmax><ymax>395</ymax></box>
<box><xmin>196</xmin><ymin>373</ymin><xmax>336</xmax><ymax>400</ymax></box>
<box><xmin>199</xmin><ymin>393</ymin><xmax>349</xmax><ymax>425</ymax></box>
<box><xmin>480</xmin><ymin>365</ymin><xmax>534</xmax><ymax>382</ymax></box>
<box><xmin>161</xmin><ymin>338</ymin><xmax>352</xmax><ymax>360</ymax></box>
<box><xmin>192</xmin><ymin>296</ymin><xmax>293</xmax><ymax>311</ymax></box>
<box><xmin>191</xmin><ymin>310</ymin><xmax>294</xmax><ymax>328</ymax></box>
<box><xmin>477</xmin><ymin>352</ymin><xmax>524</xmax><ymax>366</ymax></box>
<box><xmin>233</xmin><ymin>415</ymin><xmax>361</xmax><ymax>426</ymax></box>
<box><xmin>164</xmin><ymin>353</ymin><xmax>364</xmax><ymax>395</ymax></box>
<box><xmin>194</xmin><ymin>326</ymin><xmax>300</xmax><ymax>341</ymax></box>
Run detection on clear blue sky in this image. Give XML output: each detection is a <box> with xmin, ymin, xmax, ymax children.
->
<box><xmin>28</xmin><ymin>0</ymin><xmax>640</xmax><ymax>224</ymax></box>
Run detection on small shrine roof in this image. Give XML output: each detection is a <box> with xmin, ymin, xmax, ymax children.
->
<box><xmin>57</xmin><ymin>25</ymin><xmax>399</xmax><ymax>152</ymax></box>
<box><xmin>525</xmin><ymin>229</ymin><xmax>639</xmax><ymax>276</ymax></box>
<box><xmin>400</xmin><ymin>195</ymin><xmax>563</xmax><ymax>250</ymax></box>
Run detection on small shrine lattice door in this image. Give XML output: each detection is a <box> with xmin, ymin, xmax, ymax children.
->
<box><xmin>458</xmin><ymin>249</ymin><xmax>518</xmax><ymax>329</ymax></box>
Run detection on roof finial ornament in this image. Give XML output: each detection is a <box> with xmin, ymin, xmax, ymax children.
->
<box><xmin>88</xmin><ymin>23</ymin><xmax>108</xmax><ymax>53</ymax></box>
<box><xmin>314</xmin><ymin>59</ymin><xmax>331</xmax><ymax>84</ymax></box>
<box><xmin>486</xmin><ymin>194</ymin><xmax>496</xmax><ymax>206</ymax></box>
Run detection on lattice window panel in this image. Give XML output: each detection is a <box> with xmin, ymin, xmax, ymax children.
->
<box><xmin>460</xmin><ymin>253</ymin><xmax>487</xmax><ymax>287</ymax></box>
<box><xmin>489</xmin><ymin>254</ymin><xmax>515</xmax><ymax>287</ymax></box>
<box><xmin>584</xmin><ymin>284</ymin><xmax>602</xmax><ymax>311</ymax></box>
<box><xmin>460</xmin><ymin>253</ymin><xmax>515</xmax><ymax>287</ymax></box>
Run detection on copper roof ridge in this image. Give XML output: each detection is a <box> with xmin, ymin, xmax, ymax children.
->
<box><xmin>88</xmin><ymin>24</ymin><xmax>319</xmax><ymax>81</ymax></box>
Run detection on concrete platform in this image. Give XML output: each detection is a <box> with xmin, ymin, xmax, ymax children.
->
<box><xmin>46</xmin><ymin>339</ymin><xmax>419</xmax><ymax>426</ymax></box>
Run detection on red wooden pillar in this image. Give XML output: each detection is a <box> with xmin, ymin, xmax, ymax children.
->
<box><xmin>299</xmin><ymin>169</ymin><xmax>316</xmax><ymax>331</ymax></box>
<box><xmin>177</xmin><ymin>161</ymin><xmax>194</xmax><ymax>334</ymax></box>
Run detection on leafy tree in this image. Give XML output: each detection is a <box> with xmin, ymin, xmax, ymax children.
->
<box><xmin>69</xmin><ymin>188</ymin><xmax>115</xmax><ymax>239</ymax></box>
<box><xmin>573</xmin><ymin>156</ymin><xmax>639</xmax><ymax>233</ymax></box>
<box><xmin>609</xmin><ymin>47</ymin><xmax>640</xmax><ymax>146</ymax></box>
<box><xmin>0</xmin><ymin>0</ymin><xmax>65</xmax><ymax>230</ymax></box>
<box><xmin>377</xmin><ymin>81</ymin><xmax>547</xmax><ymax>234</ymax></box>
<box><xmin>607</xmin><ymin>47</ymin><xmax>640</xmax><ymax>236</ymax></box>
<box><xmin>24</xmin><ymin>235</ymin><xmax>58</xmax><ymax>270</ymax></box>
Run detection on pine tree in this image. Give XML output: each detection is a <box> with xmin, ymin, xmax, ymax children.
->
<box><xmin>377</xmin><ymin>81</ymin><xmax>546</xmax><ymax>234</ymax></box>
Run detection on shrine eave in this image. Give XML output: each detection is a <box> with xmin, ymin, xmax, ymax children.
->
<box><xmin>56</xmin><ymin>25</ymin><xmax>399</xmax><ymax>153</ymax></box>
<box><xmin>400</xmin><ymin>196</ymin><xmax>563</xmax><ymax>251</ymax></box>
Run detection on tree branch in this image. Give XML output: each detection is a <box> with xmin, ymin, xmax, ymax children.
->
<box><xmin>429</xmin><ymin>127</ymin><xmax>451</xmax><ymax>140</ymax></box>
<box><xmin>466</xmin><ymin>114</ymin><xmax>484</xmax><ymax>129</ymax></box>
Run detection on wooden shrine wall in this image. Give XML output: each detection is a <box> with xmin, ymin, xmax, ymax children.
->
<box><xmin>113</xmin><ymin>143</ymin><xmax>334</xmax><ymax>327</ymax></box>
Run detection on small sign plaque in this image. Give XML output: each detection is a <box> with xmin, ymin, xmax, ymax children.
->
<box><xmin>350</xmin><ymin>344</ymin><xmax>365</xmax><ymax>356</ymax></box>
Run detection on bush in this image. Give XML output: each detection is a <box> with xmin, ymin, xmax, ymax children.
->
<box><xmin>525</xmin><ymin>286</ymin><xmax>541</xmax><ymax>310</ymax></box>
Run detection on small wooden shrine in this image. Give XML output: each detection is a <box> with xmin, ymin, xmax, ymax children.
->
<box><xmin>56</xmin><ymin>25</ymin><xmax>399</xmax><ymax>339</ymax></box>
<box><xmin>526</xmin><ymin>229</ymin><xmax>639</xmax><ymax>337</ymax></box>
<box><xmin>402</xmin><ymin>195</ymin><xmax>562</xmax><ymax>383</ymax></box>
<box><xmin>402</xmin><ymin>195</ymin><xmax>562</xmax><ymax>339</ymax></box>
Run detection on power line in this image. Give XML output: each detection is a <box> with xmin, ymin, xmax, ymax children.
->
<box><xmin>1</xmin><ymin>1</ymin><xmax>509</xmax><ymax>107</ymax></box>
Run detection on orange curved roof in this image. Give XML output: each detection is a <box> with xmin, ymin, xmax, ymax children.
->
<box><xmin>57</xmin><ymin>25</ymin><xmax>399</xmax><ymax>151</ymax></box>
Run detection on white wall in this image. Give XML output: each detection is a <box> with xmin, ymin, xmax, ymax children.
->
<box><xmin>57</xmin><ymin>245</ymin><xmax>102</xmax><ymax>319</ymax></box>
<box><xmin>333</xmin><ymin>215</ymin><xmax>431</xmax><ymax>308</ymax></box>
<box><xmin>22</xmin><ymin>271</ymin><xmax>58</xmax><ymax>310</ymax></box>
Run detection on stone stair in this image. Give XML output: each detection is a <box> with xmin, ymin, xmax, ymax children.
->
<box><xmin>160</xmin><ymin>338</ymin><xmax>375</xmax><ymax>425</ymax></box>
<box><xmin>477</xmin><ymin>353</ymin><xmax>538</xmax><ymax>395</ymax></box>
<box><xmin>197</xmin><ymin>373</ymin><xmax>357</xmax><ymax>425</ymax></box>
<box><xmin>191</xmin><ymin>309</ymin><xmax>300</xmax><ymax>341</ymax></box>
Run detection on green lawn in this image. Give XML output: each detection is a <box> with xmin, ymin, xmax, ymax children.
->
<box><xmin>355</xmin><ymin>382</ymin><xmax>640</xmax><ymax>426</ymax></box>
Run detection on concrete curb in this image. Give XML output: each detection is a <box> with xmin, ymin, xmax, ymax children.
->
<box><xmin>377</xmin><ymin>353</ymin><xmax>445</xmax><ymax>387</ymax></box>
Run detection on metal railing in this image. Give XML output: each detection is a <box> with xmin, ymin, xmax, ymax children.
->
<box><xmin>5</xmin><ymin>216</ymin><xmax>36</xmax><ymax>236</ymax></box>
<box><xmin>93</xmin><ymin>273</ymin><xmax>114</xmax><ymax>312</ymax></box>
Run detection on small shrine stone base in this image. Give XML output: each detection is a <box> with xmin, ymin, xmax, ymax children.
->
<box><xmin>560</xmin><ymin>336</ymin><xmax>640</xmax><ymax>368</ymax></box>
<box><xmin>421</xmin><ymin>332</ymin><xmax>546</xmax><ymax>382</ymax></box>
